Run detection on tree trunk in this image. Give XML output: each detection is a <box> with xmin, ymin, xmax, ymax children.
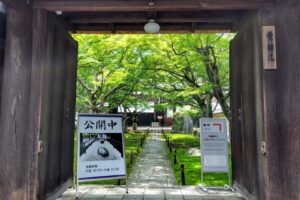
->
<box><xmin>205</xmin><ymin>93</ymin><xmax>213</xmax><ymax>117</ymax></box>
<box><xmin>203</xmin><ymin>47</ymin><xmax>230</xmax><ymax>120</ymax></box>
<box><xmin>123</xmin><ymin>106</ymin><xmax>128</xmax><ymax>133</ymax></box>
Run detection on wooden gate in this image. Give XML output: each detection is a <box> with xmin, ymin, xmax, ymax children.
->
<box><xmin>37</xmin><ymin>13</ymin><xmax>78</xmax><ymax>200</ymax></box>
<box><xmin>230</xmin><ymin>13</ymin><xmax>265</xmax><ymax>200</ymax></box>
<box><xmin>0</xmin><ymin>4</ymin><xmax>5</xmax><ymax>114</ymax></box>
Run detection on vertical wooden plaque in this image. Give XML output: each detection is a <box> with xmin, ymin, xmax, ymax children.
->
<box><xmin>262</xmin><ymin>26</ymin><xmax>277</xmax><ymax>70</ymax></box>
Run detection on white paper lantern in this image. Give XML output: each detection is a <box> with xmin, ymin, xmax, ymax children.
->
<box><xmin>144</xmin><ymin>19</ymin><xmax>160</xmax><ymax>34</ymax></box>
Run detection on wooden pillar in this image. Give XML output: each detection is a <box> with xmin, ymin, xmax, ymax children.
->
<box><xmin>260</xmin><ymin>1</ymin><xmax>300</xmax><ymax>199</ymax></box>
<box><xmin>0</xmin><ymin>3</ymin><xmax>6</xmax><ymax>115</ymax></box>
<box><xmin>30</xmin><ymin>9</ymin><xmax>48</xmax><ymax>200</ymax></box>
<box><xmin>0</xmin><ymin>8</ymin><xmax>37</xmax><ymax>200</ymax></box>
<box><xmin>258</xmin><ymin>9</ymin><xmax>282</xmax><ymax>200</ymax></box>
<box><xmin>0</xmin><ymin>3</ymin><xmax>76</xmax><ymax>200</ymax></box>
<box><xmin>232</xmin><ymin>2</ymin><xmax>300</xmax><ymax>200</ymax></box>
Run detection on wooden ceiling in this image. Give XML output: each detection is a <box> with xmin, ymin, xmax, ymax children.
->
<box><xmin>32</xmin><ymin>0</ymin><xmax>276</xmax><ymax>33</ymax></box>
<box><xmin>62</xmin><ymin>10</ymin><xmax>245</xmax><ymax>33</ymax></box>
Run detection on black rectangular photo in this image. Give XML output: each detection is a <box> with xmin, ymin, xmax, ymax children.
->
<box><xmin>79</xmin><ymin>133</ymin><xmax>124</xmax><ymax>162</ymax></box>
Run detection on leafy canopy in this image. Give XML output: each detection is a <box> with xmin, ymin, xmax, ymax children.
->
<box><xmin>73</xmin><ymin>34</ymin><xmax>232</xmax><ymax>118</ymax></box>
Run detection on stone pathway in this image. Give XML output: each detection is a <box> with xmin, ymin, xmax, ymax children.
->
<box><xmin>60</xmin><ymin>185</ymin><xmax>244</xmax><ymax>200</ymax></box>
<box><xmin>58</xmin><ymin>133</ymin><xmax>245</xmax><ymax>200</ymax></box>
<box><xmin>127</xmin><ymin>132</ymin><xmax>177</xmax><ymax>187</ymax></box>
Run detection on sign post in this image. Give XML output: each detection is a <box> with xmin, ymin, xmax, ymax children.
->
<box><xmin>76</xmin><ymin>114</ymin><xmax>127</xmax><ymax>198</ymax></box>
<box><xmin>199</xmin><ymin>118</ymin><xmax>232</xmax><ymax>191</ymax></box>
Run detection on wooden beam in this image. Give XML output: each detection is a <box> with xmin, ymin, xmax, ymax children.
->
<box><xmin>74</xmin><ymin>23</ymin><xmax>233</xmax><ymax>34</ymax></box>
<box><xmin>70</xmin><ymin>17</ymin><xmax>237</xmax><ymax>24</ymax></box>
<box><xmin>67</xmin><ymin>11</ymin><xmax>242</xmax><ymax>24</ymax></box>
<box><xmin>148</xmin><ymin>10</ymin><xmax>157</xmax><ymax>19</ymax></box>
<box><xmin>57</xmin><ymin>15</ymin><xmax>75</xmax><ymax>32</ymax></box>
<box><xmin>2</xmin><ymin>0</ymin><xmax>30</xmax><ymax>9</ymax></box>
<box><xmin>34</xmin><ymin>0</ymin><xmax>276</xmax><ymax>12</ymax></box>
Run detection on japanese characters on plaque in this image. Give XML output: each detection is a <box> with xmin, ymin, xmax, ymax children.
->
<box><xmin>83</xmin><ymin>119</ymin><xmax>118</xmax><ymax>131</ymax></box>
<box><xmin>77</xmin><ymin>114</ymin><xmax>126</xmax><ymax>182</ymax></box>
<box><xmin>262</xmin><ymin>26</ymin><xmax>277</xmax><ymax>70</ymax></box>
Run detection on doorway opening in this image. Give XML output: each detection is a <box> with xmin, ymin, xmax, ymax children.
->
<box><xmin>72</xmin><ymin>33</ymin><xmax>233</xmax><ymax>188</ymax></box>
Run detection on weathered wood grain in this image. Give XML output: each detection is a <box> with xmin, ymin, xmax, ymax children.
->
<box><xmin>27</xmin><ymin>9</ymin><xmax>49</xmax><ymax>200</ymax></box>
<box><xmin>258</xmin><ymin>8</ymin><xmax>282</xmax><ymax>200</ymax></box>
<box><xmin>230</xmin><ymin>12</ymin><xmax>265</xmax><ymax>200</ymax></box>
<box><xmin>33</xmin><ymin>0</ymin><xmax>276</xmax><ymax>12</ymax></box>
<box><xmin>0</xmin><ymin>8</ymin><xmax>34</xmax><ymax>200</ymax></box>
<box><xmin>245</xmin><ymin>3</ymin><xmax>300</xmax><ymax>200</ymax></box>
<box><xmin>74</xmin><ymin>23</ymin><xmax>233</xmax><ymax>34</ymax></box>
<box><xmin>2</xmin><ymin>0</ymin><xmax>30</xmax><ymax>9</ymax></box>
<box><xmin>32</xmin><ymin>0</ymin><xmax>275</xmax><ymax>33</ymax></box>
<box><xmin>38</xmin><ymin>12</ymin><xmax>77</xmax><ymax>199</ymax></box>
<box><xmin>67</xmin><ymin>11</ymin><xmax>243</xmax><ymax>24</ymax></box>
<box><xmin>231</xmin><ymin>2</ymin><xmax>300</xmax><ymax>200</ymax></box>
<box><xmin>0</xmin><ymin>13</ymin><xmax>6</xmax><ymax>116</ymax></box>
<box><xmin>0</xmin><ymin>8</ymin><xmax>77</xmax><ymax>200</ymax></box>
<box><xmin>60</xmin><ymin>32</ymin><xmax>77</xmax><ymax>184</ymax></box>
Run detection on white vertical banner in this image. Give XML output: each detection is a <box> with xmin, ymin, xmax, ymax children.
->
<box><xmin>77</xmin><ymin>114</ymin><xmax>126</xmax><ymax>182</ymax></box>
<box><xmin>200</xmin><ymin>118</ymin><xmax>229</xmax><ymax>173</ymax></box>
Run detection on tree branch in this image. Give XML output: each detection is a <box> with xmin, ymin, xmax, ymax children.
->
<box><xmin>77</xmin><ymin>77</ymin><xmax>92</xmax><ymax>95</ymax></box>
<box><xmin>102</xmin><ymin>84</ymin><xmax>127</xmax><ymax>103</ymax></box>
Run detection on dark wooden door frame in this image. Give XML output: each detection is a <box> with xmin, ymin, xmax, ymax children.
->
<box><xmin>0</xmin><ymin>4</ymin><xmax>6</xmax><ymax>115</ymax></box>
<box><xmin>230</xmin><ymin>12</ymin><xmax>266</xmax><ymax>200</ymax></box>
<box><xmin>0</xmin><ymin>6</ymin><xmax>77</xmax><ymax>199</ymax></box>
<box><xmin>35</xmin><ymin>12</ymin><xmax>78</xmax><ymax>200</ymax></box>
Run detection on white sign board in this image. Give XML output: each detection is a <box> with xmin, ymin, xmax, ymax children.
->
<box><xmin>77</xmin><ymin>114</ymin><xmax>126</xmax><ymax>182</ymax></box>
<box><xmin>151</xmin><ymin>122</ymin><xmax>159</xmax><ymax>127</ymax></box>
<box><xmin>200</xmin><ymin>118</ymin><xmax>229</xmax><ymax>172</ymax></box>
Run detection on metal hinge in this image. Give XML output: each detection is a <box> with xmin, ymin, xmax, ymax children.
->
<box><xmin>38</xmin><ymin>140</ymin><xmax>44</xmax><ymax>153</ymax></box>
<box><xmin>261</xmin><ymin>141</ymin><xmax>267</xmax><ymax>155</ymax></box>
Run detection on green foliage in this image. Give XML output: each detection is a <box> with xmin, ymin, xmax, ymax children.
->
<box><xmin>139</xmin><ymin>34</ymin><xmax>231</xmax><ymax>118</ymax></box>
<box><xmin>172</xmin><ymin>117</ymin><xmax>184</xmax><ymax>133</ymax></box>
<box><xmin>73</xmin><ymin>34</ymin><xmax>232</xmax><ymax>118</ymax></box>
<box><xmin>175</xmin><ymin>106</ymin><xmax>200</xmax><ymax>118</ymax></box>
<box><xmin>73</xmin><ymin>34</ymin><xmax>148</xmax><ymax>113</ymax></box>
<box><xmin>166</xmin><ymin>133</ymin><xmax>231</xmax><ymax>186</ymax></box>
